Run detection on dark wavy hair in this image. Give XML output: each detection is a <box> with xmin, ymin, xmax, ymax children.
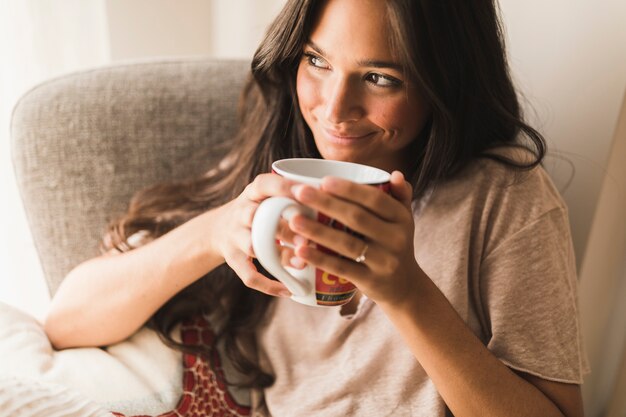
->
<box><xmin>103</xmin><ymin>0</ymin><xmax>545</xmax><ymax>390</ymax></box>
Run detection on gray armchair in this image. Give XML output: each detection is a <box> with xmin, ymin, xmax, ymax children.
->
<box><xmin>11</xmin><ymin>59</ymin><xmax>249</xmax><ymax>295</ymax></box>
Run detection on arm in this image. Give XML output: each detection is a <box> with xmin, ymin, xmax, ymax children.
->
<box><xmin>46</xmin><ymin>210</ymin><xmax>223</xmax><ymax>349</ymax></box>
<box><xmin>287</xmin><ymin>171</ymin><xmax>584</xmax><ymax>417</ymax></box>
<box><xmin>378</xmin><ymin>268</ymin><xmax>583</xmax><ymax>417</ymax></box>
<box><xmin>45</xmin><ymin>174</ymin><xmax>295</xmax><ymax>349</ymax></box>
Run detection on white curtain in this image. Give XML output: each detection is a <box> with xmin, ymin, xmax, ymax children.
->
<box><xmin>0</xmin><ymin>0</ymin><xmax>110</xmax><ymax>320</ymax></box>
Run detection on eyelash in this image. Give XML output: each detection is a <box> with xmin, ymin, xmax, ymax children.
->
<box><xmin>302</xmin><ymin>52</ymin><xmax>403</xmax><ymax>89</ymax></box>
<box><xmin>303</xmin><ymin>52</ymin><xmax>329</xmax><ymax>69</ymax></box>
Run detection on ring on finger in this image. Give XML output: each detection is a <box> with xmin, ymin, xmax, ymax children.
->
<box><xmin>354</xmin><ymin>242</ymin><xmax>369</xmax><ymax>264</ymax></box>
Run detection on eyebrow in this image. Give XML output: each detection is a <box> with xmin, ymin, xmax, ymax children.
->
<box><xmin>306</xmin><ymin>41</ymin><xmax>404</xmax><ymax>72</ymax></box>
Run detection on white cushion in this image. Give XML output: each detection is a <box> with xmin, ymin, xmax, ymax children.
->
<box><xmin>0</xmin><ymin>301</ymin><xmax>182</xmax><ymax>416</ymax></box>
<box><xmin>0</xmin><ymin>377</ymin><xmax>112</xmax><ymax>417</ymax></box>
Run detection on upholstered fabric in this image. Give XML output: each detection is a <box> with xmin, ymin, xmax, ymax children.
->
<box><xmin>11</xmin><ymin>59</ymin><xmax>249</xmax><ymax>295</ymax></box>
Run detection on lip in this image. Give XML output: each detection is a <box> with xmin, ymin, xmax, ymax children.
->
<box><xmin>323</xmin><ymin>127</ymin><xmax>375</xmax><ymax>142</ymax></box>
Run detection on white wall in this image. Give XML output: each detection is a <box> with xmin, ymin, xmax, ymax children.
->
<box><xmin>207</xmin><ymin>0</ymin><xmax>287</xmax><ymax>58</ymax></box>
<box><xmin>499</xmin><ymin>3</ymin><xmax>626</xmax><ymax>414</ymax></box>
<box><xmin>105</xmin><ymin>0</ymin><xmax>213</xmax><ymax>60</ymax></box>
<box><xmin>105</xmin><ymin>0</ymin><xmax>286</xmax><ymax>60</ymax></box>
<box><xmin>500</xmin><ymin>0</ymin><xmax>626</xmax><ymax>264</ymax></box>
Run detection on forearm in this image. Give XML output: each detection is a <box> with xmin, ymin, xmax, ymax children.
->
<box><xmin>45</xmin><ymin>210</ymin><xmax>224</xmax><ymax>349</ymax></box>
<box><xmin>378</xmin><ymin>270</ymin><xmax>568</xmax><ymax>417</ymax></box>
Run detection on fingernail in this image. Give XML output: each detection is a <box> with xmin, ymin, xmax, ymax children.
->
<box><xmin>292</xmin><ymin>234</ymin><xmax>307</xmax><ymax>246</ymax></box>
<box><xmin>291</xmin><ymin>184</ymin><xmax>304</xmax><ymax>196</ymax></box>
<box><xmin>292</xmin><ymin>184</ymin><xmax>313</xmax><ymax>201</ymax></box>
<box><xmin>290</xmin><ymin>216</ymin><xmax>304</xmax><ymax>232</ymax></box>
<box><xmin>290</xmin><ymin>256</ymin><xmax>306</xmax><ymax>269</ymax></box>
<box><xmin>322</xmin><ymin>176</ymin><xmax>339</xmax><ymax>189</ymax></box>
<box><xmin>279</xmin><ymin>290</ymin><xmax>292</xmax><ymax>297</ymax></box>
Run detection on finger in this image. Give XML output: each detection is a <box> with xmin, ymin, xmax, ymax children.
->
<box><xmin>233</xmin><ymin>227</ymin><xmax>256</xmax><ymax>257</ymax></box>
<box><xmin>290</xmin><ymin>256</ymin><xmax>307</xmax><ymax>269</ymax></box>
<box><xmin>294</xmin><ymin>243</ymin><xmax>366</xmax><ymax>283</ymax></box>
<box><xmin>243</xmin><ymin>173</ymin><xmax>297</xmax><ymax>202</ymax></box>
<box><xmin>318</xmin><ymin>176</ymin><xmax>408</xmax><ymax>222</ymax></box>
<box><xmin>279</xmin><ymin>245</ymin><xmax>307</xmax><ymax>269</ymax></box>
<box><xmin>228</xmin><ymin>251</ymin><xmax>291</xmax><ymax>297</ymax></box>
<box><xmin>280</xmin><ymin>244</ymin><xmax>293</xmax><ymax>266</ymax></box>
<box><xmin>390</xmin><ymin>171</ymin><xmax>413</xmax><ymax>209</ymax></box>
<box><xmin>240</xmin><ymin>203</ymin><xmax>258</xmax><ymax>228</ymax></box>
<box><xmin>276</xmin><ymin>218</ymin><xmax>297</xmax><ymax>244</ymax></box>
<box><xmin>289</xmin><ymin>213</ymin><xmax>377</xmax><ymax>266</ymax></box>
<box><xmin>276</xmin><ymin>218</ymin><xmax>308</xmax><ymax>269</ymax></box>
<box><xmin>291</xmin><ymin>183</ymin><xmax>393</xmax><ymax>242</ymax></box>
<box><xmin>235</xmin><ymin>214</ymin><xmax>293</xmax><ymax>256</ymax></box>
<box><xmin>233</xmin><ymin>225</ymin><xmax>302</xmax><ymax>261</ymax></box>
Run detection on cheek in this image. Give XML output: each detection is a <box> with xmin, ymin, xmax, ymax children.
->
<box><xmin>374</xmin><ymin>97</ymin><xmax>429</xmax><ymax>141</ymax></box>
<box><xmin>296</xmin><ymin>66</ymin><xmax>320</xmax><ymax>118</ymax></box>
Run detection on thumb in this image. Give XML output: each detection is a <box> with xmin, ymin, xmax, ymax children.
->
<box><xmin>390</xmin><ymin>171</ymin><xmax>412</xmax><ymax>208</ymax></box>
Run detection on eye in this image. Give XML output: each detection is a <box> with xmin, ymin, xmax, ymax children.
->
<box><xmin>366</xmin><ymin>73</ymin><xmax>402</xmax><ymax>88</ymax></box>
<box><xmin>303</xmin><ymin>52</ymin><xmax>330</xmax><ymax>70</ymax></box>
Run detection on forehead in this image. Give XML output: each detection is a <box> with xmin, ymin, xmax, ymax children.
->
<box><xmin>308</xmin><ymin>0</ymin><xmax>395</xmax><ymax>61</ymax></box>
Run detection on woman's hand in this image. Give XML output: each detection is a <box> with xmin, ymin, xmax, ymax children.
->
<box><xmin>210</xmin><ymin>173</ymin><xmax>297</xmax><ymax>298</ymax></box>
<box><xmin>288</xmin><ymin>170</ymin><xmax>422</xmax><ymax>306</ymax></box>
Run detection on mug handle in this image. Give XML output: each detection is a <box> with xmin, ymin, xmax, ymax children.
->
<box><xmin>251</xmin><ymin>197</ymin><xmax>312</xmax><ymax>297</ymax></box>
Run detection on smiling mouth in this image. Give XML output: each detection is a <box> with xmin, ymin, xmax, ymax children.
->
<box><xmin>323</xmin><ymin>128</ymin><xmax>375</xmax><ymax>141</ymax></box>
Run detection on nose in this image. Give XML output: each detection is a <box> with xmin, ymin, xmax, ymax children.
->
<box><xmin>323</xmin><ymin>75</ymin><xmax>364</xmax><ymax>124</ymax></box>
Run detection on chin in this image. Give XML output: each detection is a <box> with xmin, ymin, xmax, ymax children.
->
<box><xmin>318</xmin><ymin>149</ymin><xmax>361</xmax><ymax>164</ymax></box>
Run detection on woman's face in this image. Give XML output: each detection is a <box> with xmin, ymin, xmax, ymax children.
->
<box><xmin>296</xmin><ymin>0</ymin><xmax>430</xmax><ymax>173</ymax></box>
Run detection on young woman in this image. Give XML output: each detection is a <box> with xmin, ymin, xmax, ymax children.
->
<box><xmin>45</xmin><ymin>0</ymin><xmax>589</xmax><ymax>416</ymax></box>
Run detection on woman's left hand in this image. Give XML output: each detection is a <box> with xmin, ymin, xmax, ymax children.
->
<box><xmin>289</xmin><ymin>170</ymin><xmax>422</xmax><ymax>306</ymax></box>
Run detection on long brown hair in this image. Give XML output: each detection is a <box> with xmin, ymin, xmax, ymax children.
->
<box><xmin>103</xmin><ymin>0</ymin><xmax>546</xmax><ymax>390</ymax></box>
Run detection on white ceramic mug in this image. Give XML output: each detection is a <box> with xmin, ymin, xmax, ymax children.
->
<box><xmin>251</xmin><ymin>158</ymin><xmax>390</xmax><ymax>307</ymax></box>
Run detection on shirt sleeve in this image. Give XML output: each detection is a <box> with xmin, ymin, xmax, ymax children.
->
<box><xmin>479</xmin><ymin>206</ymin><xmax>589</xmax><ymax>383</ymax></box>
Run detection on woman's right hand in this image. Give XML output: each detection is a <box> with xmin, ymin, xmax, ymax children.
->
<box><xmin>209</xmin><ymin>173</ymin><xmax>297</xmax><ymax>297</ymax></box>
<box><xmin>46</xmin><ymin>173</ymin><xmax>298</xmax><ymax>349</ymax></box>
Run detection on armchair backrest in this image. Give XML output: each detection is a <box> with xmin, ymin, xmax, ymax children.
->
<box><xmin>11</xmin><ymin>59</ymin><xmax>250</xmax><ymax>295</ymax></box>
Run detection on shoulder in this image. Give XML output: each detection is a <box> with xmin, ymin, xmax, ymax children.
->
<box><xmin>431</xmin><ymin>149</ymin><xmax>566</xmax><ymax>220</ymax></box>
<box><xmin>418</xmin><ymin>150</ymin><xmax>570</xmax><ymax>256</ymax></box>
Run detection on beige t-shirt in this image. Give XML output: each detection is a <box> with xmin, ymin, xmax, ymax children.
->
<box><xmin>255</xmin><ymin>158</ymin><xmax>589</xmax><ymax>416</ymax></box>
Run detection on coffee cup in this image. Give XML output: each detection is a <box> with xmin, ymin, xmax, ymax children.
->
<box><xmin>251</xmin><ymin>158</ymin><xmax>390</xmax><ymax>307</ymax></box>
